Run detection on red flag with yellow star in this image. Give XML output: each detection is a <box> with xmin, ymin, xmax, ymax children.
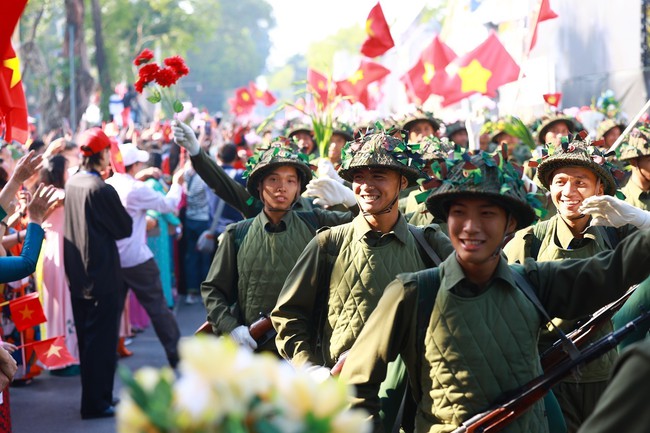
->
<box><xmin>0</xmin><ymin>0</ymin><xmax>27</xmax><ymax>56</ymax></box>
<box><xmin>543</xmin><ymin>92</ymin><xmax>562</xmax><ymax>107</ymax></box>
<box><xmin>400</xmin><ymin>36</ymin><xmax>457</xmax><ymax>104</ymax></box>
<box><xmin>307</xmin><ymin>68</ymin><xmax>332</xmax><ymax>105</ymax></box>
<box><xmin>360</xmin><ymin>2</ymin><xmax>395</xmax><ymax>58</ymax></box>
<box><xmin>235</xmin><ymin>87</ymin><xmax>255</xmax><ymax>109</ymax></box>
<box><xmin>249</xmin><ymin>82</ymin><xmax>276</xmax><ymax>107</ymax></box>
<box><xmin>1</xmin><ymin>44</ymin><xmax>29</xmax><ymax>145</ymax></box>
<box><xmin>439</xmin><ymin>32</ymin><xmax>520</xmax><ymax>107</ymax></box>
<box><xmin>31</xmin><ymin>336</ymin><xmax>77</xmax><ymax>369</ymax></box>
<box><xmin>530</xmin><ymin>0</ymin><xmax>558</xmax><ymax>51</ymax></box>
<box><xmin>335</xmin><ymin>60</ymin><xmax>391</xmax><ymax>107</ymax></box>
<box><xmin>9</xmin><ymin>292</ymin><xmax>47</xmax><ymax>332</ymax></box>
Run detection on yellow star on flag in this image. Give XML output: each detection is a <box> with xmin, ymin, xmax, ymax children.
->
<box><xmin>46</xmin><ymin>344</ymin><xmax>63</xmax><ymax>358</ymax></box>
<box><xmin>3</xmin><ymin>57</ymin><xmax>21</xmax><ymax>88</ymax></box>
<box><xmin>241</xmin><ymin>92</ymin><xmax>251</xmax><ymax>102</ymax></box>
<box><xmin>547</xmin><ymin>95</ymin><xmax>557</xmax><ymax>104</ymax></box>
<box><xmin>422</xmin><ymin>62</ymin><xmax>435</xmax><ymax>85</ymax></box>
<box><xmin>255</xmin><ymin>90</ymin><xmax>264</xmax><ymax>98</ymax></box>
<box><xmin>317</xmin><ymin>80</ymin><xmax>326</xmax><ymax>90</ymax></box>
<box><xmin>457</xmin><ymin>59</ymin><xmax>492</xmax><ymax>94</ymax></box>
<box><xmin>19</xmin><ymin>305</ymin><xmax>34</xmax><ymax>320</ymax></box>
<box><xmin>348</xmin><ymin>69</ymin><xmax>365</xmax><ymax>85</ymax></box>
<box><xmin>366</xmin><ymin>18</ymin><xmax>374</xmax><ymax>36</ymax></box>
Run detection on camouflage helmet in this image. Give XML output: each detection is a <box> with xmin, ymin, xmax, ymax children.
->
<box><xmin>338</xmin><ymin>131</ymin><xmax>427</xmax><ymax>187</ymax></box>
<box><xmin>618</xmin><ymin>125</ymin><xmax>650</xmax><ymax>161</ymax></box>
<box><xmin>243</xmin><ymin>138</ymin><xmax>314</xmax><ymax>199</ymax></box>
<box><xmin>426</xmin><ymin>149</ymin><xmax>544</xmax><ymax>229</ymax></box>
<box><xmin>399</xmin><ymin>108</ymin><xmax>441</xmax><ymax>134</ymax></box>
<box><xmin>536</xmin><ymin>115</ymin><xmax>577</xmax><ymax>144</ymax></box>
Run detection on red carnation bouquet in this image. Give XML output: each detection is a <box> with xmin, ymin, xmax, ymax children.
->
<box><xmin>133</xmin><ymin>49</ymin><xmax>190</xmax><ymax>115</ymax></box>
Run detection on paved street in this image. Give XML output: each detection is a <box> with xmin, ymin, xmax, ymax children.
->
<box><xmin>9</xmin><ymin>300</ymin><xmax>207</xmax><ymax>433</ymax></box>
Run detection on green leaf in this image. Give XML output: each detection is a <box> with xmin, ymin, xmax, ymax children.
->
<box><xmin>173</xmin><ymin>99</ymin><xmax>184</xmax><ymax>113</ymax></box>
<box><xmin>147</xmin><ymin>89</ymin><xmax>162</xmax><ymax>104</ymax></box>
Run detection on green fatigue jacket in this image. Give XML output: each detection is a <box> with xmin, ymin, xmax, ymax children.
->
<box><xmin>190</xmin><ymin>149</ymin><xmax>316</xmax><ymax>218</ymax></box>
<box><xmin>201</xmin><ymin>208</ymin><xmax>353</xmax><ymax>350</ymax></box>
<box><xmin>621</xmin><ymin>178</ymin><xmax>650</xmax><ymax>211</ymax></box>
<box><xmin>341</xmin><ymin>229</ymin><xmax>650</xmax><ymax>433</ymax></box>
<box><xmin>504</xmin><ymin>215</ymin><xmax>634</xmax><ymax>383</ymax></box>
<box><xmin>576</xmin><ymin>337</ymin><xmax>650</xmax><ymax>433</ymax></box>
<box><xmin>272</xmin><ymin>213</ymin><xmax>454</xmax><ymax>368</ymax></box>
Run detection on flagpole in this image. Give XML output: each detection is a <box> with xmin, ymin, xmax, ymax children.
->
<box><xmin>510</xmin><ymin>0</ymin><xmax>545</xmax><ymax>114</ymax></box>
<box><xmin>20</xmin><ymin>330</ymin><xmax>26</xmax><ymax>379</ymax></box>
<box><xmin>606</xmin><ymin>97</ymin><xmax>650</xmax><ymax>154</ymax></box>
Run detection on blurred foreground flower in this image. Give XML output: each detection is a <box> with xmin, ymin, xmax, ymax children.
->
<box><xmin>117</xmin><ymin>336</ymin><xmax>370</xmax><ymax>433</ymax></box>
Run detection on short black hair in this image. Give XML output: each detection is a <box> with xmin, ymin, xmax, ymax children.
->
<box><xmin>218</xmin><ymin>143</ymin><xmax>238</xmax><ymax>164</ymax></box>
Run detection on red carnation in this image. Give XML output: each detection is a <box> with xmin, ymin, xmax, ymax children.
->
<box><xmin>133</xmin><ymin>48</ymin><xmax>154</xmax><ymax>66</ymax></box>
<box><xmin>138</xmin><ymin>63</ymin><xmax>160</xmax><ymax>84</ymax></box>
<box><xmin>154</xmin><ymin>67</ymin><xmax>180</xmax><ymax>87</ymax></box>
<box><xmin>164</xmin><ymin>56</ymin><xmax>190</xmax><ymax>77</ymax></box>
<box><xmin>134</xmin><ymin>77</ymin><xmax>146</xmax><ymax>93</ymax></box>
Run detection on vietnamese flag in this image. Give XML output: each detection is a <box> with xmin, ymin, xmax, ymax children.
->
<box><xmin>228</xmin><ymin>96</ymin><xmax>253</xmax><ymax>118</ymax></box>
<box><xmin>530</xmin><ymin>0</ymin><xmax>558</xmax><ymax>51</ymax></box>
<box><xmin>400</xmin><ymin>36</ymin><xmax>457</xmax><ymax>104</ymax></box>
<box><xmin>235</xmin><ymin>87</ymin><xmax>256</xmax><ymax>109</ymax></box>
<box><xmin>109</xmin><ymin>137</ymin><xmax>125</xmax><ymax>174</ymax></box>
<box><xmin>249</xmin><ymin>82</ymin><xmax>276</xmax><ymax>107</ymax></box>
<box><xmin>439</xmin><ymin>32</ymin><xmax>520</xmax><ymax>107</ymax></box>
<box><xmin>0</xmin><ymin>0</ymin><xmax>27</xmax><ymax>56</ymax></box>
<box><xmin>9</xmin><ymin>292</ymin><xmax>47</xmax><ymax>332</ymax></box>
<box><xmin>31</xmin><ymin>336</ymin><xmax>77</xmax><ymax>369</ymax></box>
<box><xmin>543</xmin><ymin>92</ymin><xmax>562</xmax><ymax>107</ymax></box>
<box><xmin>307</xmin><ymin>68</ymin><xmax>332</xmax><ymax>105</ymax></box>
<box><xmin>335</xmin><ymin>60</ymin><xmax>391</xmax><ymax>107</ymax></box>
<box><xmin>1</xmin><ymin>44</ymin><xmax>29</xmax><ymax>145</ymax></box>
<box><xmin>360</xmin><ymin>2</ymin><xmax>395</xmax><ymax>58</ymax></box>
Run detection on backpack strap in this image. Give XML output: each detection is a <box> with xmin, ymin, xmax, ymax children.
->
<box><xmin>295</xmin><ymin>211</ymin><xmax>319</xmax><ymax>236</ymax></box>
<box><xmin>408</xmin><ymin>224</ymin><xmax>442</xmax><ymax>267</ymax></box>
<box><xmin>529</xmin><ymin>219</ymin><xmax>549</xmax><ymax>260</ymax></box>
<box><xmin>233</xmin><ymin>218</ymin><xmax>255</xmax><ymax>253</ymax></box>
<box><xmin>509</xmin><ymin>264</ymin><xmax>580</xmax><ymax>360</ymax></box>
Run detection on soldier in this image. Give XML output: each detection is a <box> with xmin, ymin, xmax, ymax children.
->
<box><xmin>272</xmin><ymin>131</ymin><xmax>453</xmax><ymax>431</ymax></box>
<box><xmin>199</xmin><ymin>139</ymin><xmax>352</xmax><ymax>352</ymax></box>
<box><xmin>340</xmin><ymin>149</ymin><xmax>650</xmax><ymax>433</ymax></box>
<box><xmin>401</xmin><ymin>109</ymin><xmax>442</xmax><ymax>143</ymax></box>
<box><xmin>536</xmin><ymin>115</ymin><xmax>577</xmax><ymax>146</ymax></box>
<box><xmin>503</xmin><ymin>134</ymin><xmax>630</xmax><ymax>432</ymax></box>
<box><xmin>618</xmin><ymin>125</ymin><xmax>650</xmax><ymax>210</ymax></box>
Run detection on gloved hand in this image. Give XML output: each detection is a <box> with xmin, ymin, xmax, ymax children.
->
<box><xmin>230</xmin><ymin>325</ymin><xmax>258</xmax><ymax>350</ymax></box>
<box><xmin>305</xmin><ymin>177</ymin><xmax>357</xmax><ymax>208</ymax></box>
<box><xmin>465</xmin><ymin>116</ymin><xmax>484</xmax><ymax>151</ymax></box>
<box><xmin>580</xmin><ymin>195</ymin><xmax>650</xmax><ymax>229</ymax></box>
<box><xmin>317</xmin><ymin>159</ymin><xmax>344</xmax><ymax>183</ymax></box>
<box><xmin>171</xmin><ymin>120</ymin><xmax>201</xmax><ymax>156</ymax></box>
<box><xmin>305</xmin><ymin>365</ymin><xmax>331</xmax><ymax>383</ymax></box>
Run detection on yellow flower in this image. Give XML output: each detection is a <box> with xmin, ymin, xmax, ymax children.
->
<box><xmin>116</xmin><ymin>395</ymin><xmax>158</xmax><ymax>433</ymax></box>
<box><xmin>330</xmin><ymin>409</ymin><xmax>372</xmax><ymax>433</ymax></box>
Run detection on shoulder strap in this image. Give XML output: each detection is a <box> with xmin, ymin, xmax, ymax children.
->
<box><xmin>408</xmin><ymin>224</ymin><xmax>442</xmax><ymax>267</ymax></box>
<box><xmin>530</xmin><ymin>220</ymin><xmax>549</xmax><ymax>260</ymax></box>
<box><xmin>233</xmin><ymin>218</ymin><xmax>255</xmax><ymax>253</ymax></box>
<box><xmin>411</xmin><ymin>268</ymin><xmax>440</xmax><ymax>400</ymax></box>
<box><xmin>509</xmin><ymin>264</ymin><xmax>580</xmax><ymax>360</ymax></box>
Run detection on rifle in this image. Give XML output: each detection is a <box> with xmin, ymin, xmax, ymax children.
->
<box><xmin>540</xmin><ymin>285</ymin><xmax>638</xmax><ymax>372</ymax></box>
<box><xmin>330</xmin><ymin>350</ymin><xmax>349</xmax><ymax>376</ymax></box>
<box><xmin>193</xmin><ymin>313</ymin><xmax>276</xmax><ymax>347</ymax></box>
<box><xmin>451</xmin><ymin>310</ymin><xmax>650</xmax><ymax>433</ymax></box>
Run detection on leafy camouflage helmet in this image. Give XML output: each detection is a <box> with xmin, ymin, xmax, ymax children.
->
<box><xmin>243</xmin><ymin>138</ymin><xmax>314</xmax><ymax>199</ymax></box>
<box><xmin>618</xmin><ymin>125</ymin><xmax>650</xmax><ymax>161</ymax></box>
<box><xmin>337</xmin><ymin>131</ymin><xmax>427</xmax><ymax>187</ymax></box>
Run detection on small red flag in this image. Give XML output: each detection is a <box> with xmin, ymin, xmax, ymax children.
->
<box><xmin>307</xmin><ymin>68</ymin><xmax>332</xmax><ymax>105</ymax></box>
<box><xmin>360</xmin><ymin>2</ymin><xmax>395</xmax><ymax>58</ymax></box>
<box><xmin>0</xmin><ymin>0</ymin><xmax>27</xmax><ymax>57</ymax></box>
<box><xmin>235</xmin><ymin>87</ymin><xmax>256</xmax><ymax>108</ymax></box>
<box><xmin>9</xmin><ymin>292</ymin><xmax>47</xmax><ymax>332</ymax></box>
<box><xmin>228</xmin><ymin>96</ymin><xmax>253</xmax><ymax>118</ymax></box>
<box><xmin>400</xmin><ymin>36</ymin><xmax>457</xmax><ymax>104</ymax></box>
<box><xmin>438</xmin><ymin>32</ymin><xmax>520</xmax><ymax>107</ymax></box>
<box><xmin>543</xmin><ymin>92</ymin><xmax>562</xmax><ymax>107</ymax></box>
<box><xmin>109</xmin><ymin>137</ymin><xmax>126</xmax><ymax>174</ymax></box>
<box><xmin>335</xmin><ymin>60</ymin><xmax>391</xmax><ymax>108</ymax></box>
<box><xmin>529</xmin><ymin>0</ymin><xmax>558</xmax><ymax>51</ymax></box>
<box><xmin>249</xmin><ymin>82</ymin><xmax>276</xmax><ymax>107</ymax></box>
<box><xmin>31</xmin><ymin>336</ymin><xmax>77</xmax><ymax>369</ymax></box>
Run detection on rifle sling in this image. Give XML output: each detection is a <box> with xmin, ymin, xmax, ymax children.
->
<box><xmin>510</xmin><ymin>268</ymin><xmax>581</xmax><ymax>361</ymax></box>
<box><xmin>408</xmin><ymin>225</ymin><xmax>442</xmax><ymax>267</ymax></box>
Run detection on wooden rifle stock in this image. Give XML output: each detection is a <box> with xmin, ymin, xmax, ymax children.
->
<box><xmin>194</xmin><ymin>314</ymin><xmax>276</xmax><ymax>345</ymax></box>
<box><xmin>451</xmin><ymin>310</ymin><xmax>650</xmax><ymax>433</ymax></box>
<box><xmin>540</xmin><ymin>285</ymin><xmax>637</xmax><ymax>372</ymax></box>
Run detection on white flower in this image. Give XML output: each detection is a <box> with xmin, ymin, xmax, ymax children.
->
<box><xmin>330</xmin><ymin>409</ymin><xmax>372</xmax><ymax>433</ymax></box>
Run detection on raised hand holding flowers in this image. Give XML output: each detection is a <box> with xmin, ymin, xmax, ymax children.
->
<box><xmin>133</xmin><ymin>49</ymin><xmax>190</xmax><ymax>116</ymax></box>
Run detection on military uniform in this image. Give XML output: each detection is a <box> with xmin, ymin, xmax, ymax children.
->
<box><xmin>620</xmin><ymin>178</ymin><xmax>650</xmax><ymax>210</ymax></box>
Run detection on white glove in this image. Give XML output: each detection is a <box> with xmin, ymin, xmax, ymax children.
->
<box><xmin>171</xmin><ymin>120</ymin><xmax>201</xmax><ymax>156</ymax></box>
<box><xmin>580</xmin><ymin>195</ymin><xmax>650</xmax><ymax>229</ymax></box>
<box><xmin>305</xmin><ymin>365</ymin><xmax>331</xmax><ymax>383</ymax></box>
<box><xmin>317</xmin><ymin>159</ymin><xmax>344</xmax><ymax>183</ymax></box>
<box><xmin>305</xmin><ymin>177</ymin><xmax>357</xmax><ymax>208</ymax></box>
<box><xmin>230</xmin><ymin>325</ymin><xmax>258</xmax><ymax>350</ymax></box>
<box><xmin>465</xmin><ymin>116</ymin><xmax>484</xmax><ymax>151</ymax></box>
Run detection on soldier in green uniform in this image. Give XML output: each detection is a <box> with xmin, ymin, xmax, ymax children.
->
<box><xmin>272</xmin><ymin>131</ymin><xmax>453</xmax><ymax>431</ymax></box>
<box><xmin>503</xmin><ymin>134</ymin><xmax>629</xmax><ymax>432</ymax></box>
<box><xmin>401</xmin><ymin>109</ymin><xmax>442</xmax><ymax>143</ymax></box>
<box><xmin>618</xmin><ymin>125</ymin><xmax>650</xmax><ymax>210</ymax></box>
<box><xmin>340</xmin><ymin>149</ymin><xmax>650</xmax><ymax>433</ymax></box>
<box><xmin>576</xmin><ymin>337</ymin><xmax>650</xmax><ymax>433</ymax></box>
<box><xmin>197</xmin><ymin>139</ymin><xmax>353</xmax><ymax>352</ymax></box>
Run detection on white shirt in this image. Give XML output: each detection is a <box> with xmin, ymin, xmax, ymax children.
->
<box><xmin>106</xmin><ymin>173</ymin><xmax>182</xmax><ymax>267</ymax></box>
